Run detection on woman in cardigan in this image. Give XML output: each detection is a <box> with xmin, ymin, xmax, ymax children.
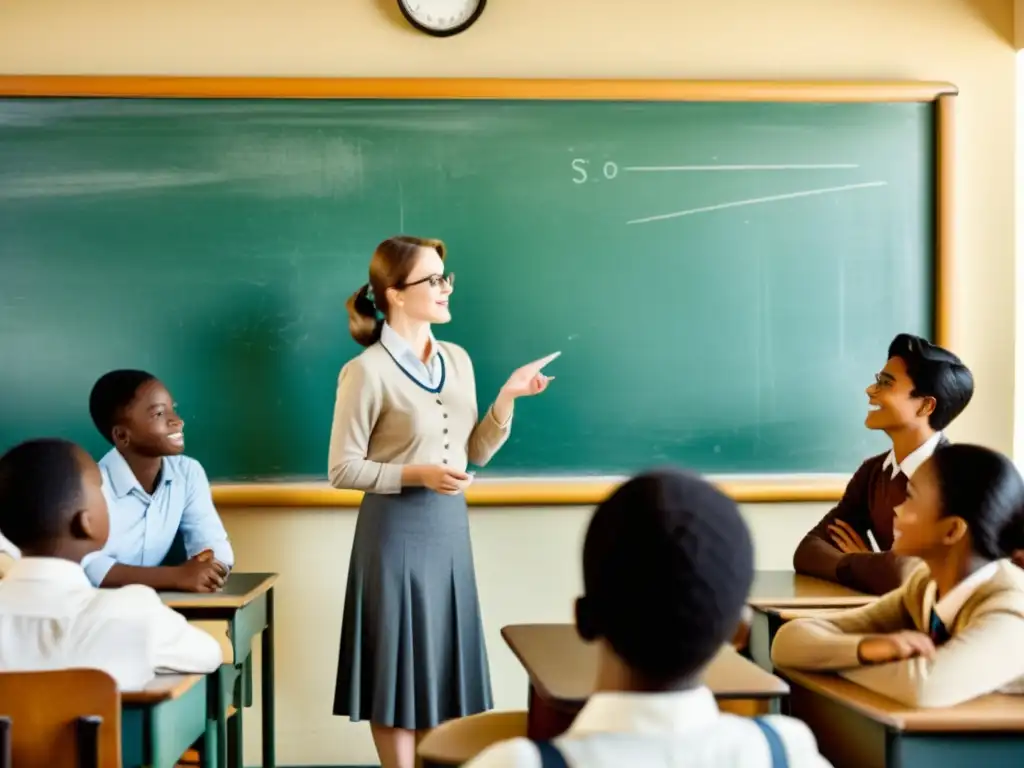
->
<box><xmin>328</xmin><ymin>235</ymin><xmax>558</xmax><ymax>768</ymax></box>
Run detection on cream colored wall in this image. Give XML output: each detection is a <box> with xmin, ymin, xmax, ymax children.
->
<box><xmin>0</xmin><ymin>0</ymin><xmax>1017</xmax><ymax>764</ymax></box>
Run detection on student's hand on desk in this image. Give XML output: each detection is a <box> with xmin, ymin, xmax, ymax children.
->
<box><xmin>828</xmin><ymin>519</ymin><xmax>871</xmax><ymax>554</ymax></box>
<box><xmin>175</xmin><ymin>553</ymin><xmax>228</xmax><ymax>592</ymax></box>
<box><xmin>857</xmin><ymin>631</ymin><xmax>935</xmax><ymax>664</ymax></box>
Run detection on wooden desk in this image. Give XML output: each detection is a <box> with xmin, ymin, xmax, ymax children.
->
<box><xmin>746</xmin><ymin>571</ymin><xmax>872</xmax><ymax>672</ymax></box>
<box><xmin>161</xmin><ymin>572</ymin><xmax>278</xmax><ymax>768</ymax></box>
<box><xmin>782</xmin><ymin>668</ymin><xmax>1024</xmax><ymax>768</ymax></box>
<box><xmin>501</xmin><ymin>623</ymin><xmax>789</xmax><ymax>740</ymax></box>
<box><xmin>121</xmin><ymin>673</ymin><xmax>217</xmax><ymax>768</ymax></box>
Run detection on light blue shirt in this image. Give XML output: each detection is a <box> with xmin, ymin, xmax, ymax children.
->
<box><xmin>82</xmin><ymin>449</ymin><xmax>234</xmax><ymax>587</ymax></box>
<box><xmin>379</xmin><ymin>321</ymin><xmax>443</xmax><ymax>389</ymax></box>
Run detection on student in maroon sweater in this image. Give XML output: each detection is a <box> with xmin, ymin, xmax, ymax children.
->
<box><xmin>793</xmin><ymin>334</ymin><xmax>974</xmax><ymax>595</ymax></box>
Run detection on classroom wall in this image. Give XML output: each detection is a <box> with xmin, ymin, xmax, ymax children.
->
<box><xmin>0</xmin><ymin>0</ymin><xmax>1017</xmax><ymax>765</ymax></box>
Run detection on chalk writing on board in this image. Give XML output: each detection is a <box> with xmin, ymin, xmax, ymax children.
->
<box><xmin>569</xmin><ymin>159</ymin><xmax>887</xmax><ymax>225</ymax></box>
<box><xmin>627</xmin><ymin>181</ymin><xmax>888</xmax><ymax>225</ymax></box>
<box><xmin>571</xmin><ymin>159</ymin><xmax>619</xmax><ymax>184</ymax></box>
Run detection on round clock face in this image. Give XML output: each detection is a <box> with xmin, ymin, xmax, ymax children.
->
<box><xmin>397</xmin><ymin>0</ymin><xmax>486</xmax><ymax>37</ymax></box>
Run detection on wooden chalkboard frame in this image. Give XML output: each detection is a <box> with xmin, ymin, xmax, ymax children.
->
<box><xmin>0</xmin><ymin>76</ymin><xmax>957</xmax><ymax>507</ymax></box>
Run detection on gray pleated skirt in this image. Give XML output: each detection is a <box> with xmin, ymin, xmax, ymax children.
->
<box><xmin>333</xmin><ymin>488</ymin><xmax>493</xmax><ymax>729</ymax></box>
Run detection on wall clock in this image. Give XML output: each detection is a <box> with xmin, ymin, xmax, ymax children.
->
<box><xmin>396</xmin><ymin>0</ymin><xmax>487</xmax><ymax>37</ymax></box>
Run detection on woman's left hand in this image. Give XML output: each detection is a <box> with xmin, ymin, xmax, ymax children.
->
<box><xmin>500</xmin><ymin>351</ymin><xmax>560</xmax><ymax>399</ymax></box>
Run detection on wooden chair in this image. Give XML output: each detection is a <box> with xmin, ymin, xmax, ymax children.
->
<box><xmin>0</xmin><ymin>669</ymin><xmax>121</xmax><ymax>768</ymax></box>
<box><xmin>418</xmin><ymin>710</ymin><xmax>528</xmax><ymax>767</ymax></box>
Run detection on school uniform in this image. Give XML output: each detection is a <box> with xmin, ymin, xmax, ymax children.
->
<box><xmin>328</xmin><ymin>322</ymin><xmax>511</xmax><ymax>729</ymax></box>
<box><xmin>771</xmin><ymin>559</ymin><xmax>1024</xmax><ymax>708</ymax></box>
<box><xmin>793</xmin><ymin>433</ymin><xmax>946</xmax><ymax>595</ymax></box>
<box><xmin>0</xmin><ymin>557</ymin><xmax>222</xmax><ymax>690</ymax></box>
<box><xmin>82</xmin><ymin>449</ymin><xmax>234</xmax><ymax>587</ymax></box>
<box><xmin>465</xmin><ymin>687</ymin><xmax>832</xmax><ymax>767</ymax></box>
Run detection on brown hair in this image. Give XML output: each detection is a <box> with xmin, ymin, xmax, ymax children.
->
<box><xmin>346</xmin><ymin>235</ymin><xmax>447</xmax><ymax>347</ymax></box>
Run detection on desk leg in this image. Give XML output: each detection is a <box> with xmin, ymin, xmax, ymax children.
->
<box><xmin>748</xmin><ymin>610</ymin><xmax>784</xmax><ymax>673</ymax></box>
<box><xmin>261</xmin><ymin>587</ymin><xmax>276</xmax><ymax>768</ymax></box>
<box><xmin>231</xmin><ymin>615</ymin><xmax>245</xmax><ymax>768</ymax></box>
<box><xmin>202</xmin><ymin>718</ymin><xmax>219</xmax><ymax>768</ymax></box>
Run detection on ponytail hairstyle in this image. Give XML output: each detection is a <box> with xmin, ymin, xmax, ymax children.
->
<box><xmin>930</xmin><ymin>443</ymin><xmax>1024</xmax><ymax>560</ymax></box>
<box><xmin>345</xmin><ymin>235</ymin><xmax>447</xmax><ymax>347</ymax></box>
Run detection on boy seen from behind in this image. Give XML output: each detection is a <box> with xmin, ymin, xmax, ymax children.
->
<box><xmin>467</xmin><ymin>467</ymin><xmax>831</xmax><ymax>767</ymax></box>
<box><xmin>0</xmin><ymin>438</ymin><xmax>222</xmax><ymax>689</ymax></box>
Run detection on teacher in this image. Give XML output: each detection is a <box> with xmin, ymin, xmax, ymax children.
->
<box><xmin>328</xmin><ymin>235</ymin><xmax>558</xmax><ymax>768</ymax></box>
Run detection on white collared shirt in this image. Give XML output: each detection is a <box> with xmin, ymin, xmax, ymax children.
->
<box><xmin>882</xmin><ymin>432</ymin><xmax>944</xmax><ymax>480</ymax></box>
<box><xmin>0</xmin><ymin>557</ymin><xmax>222</xmax><ymax>691</ymax></box>
<box><xmin>379</xmin><ymin>321</ymin><xmax>443</xmax><ymax>389</ymax></box>
<box><xmin>465</xmin><ymin>687</ymin><xmax>832</xmax><ymax>768</ymax></box>
<box><xmin>933</xmin><ymin>560</ymin><xmax>1001</xmax><ymax>626</ymax></box>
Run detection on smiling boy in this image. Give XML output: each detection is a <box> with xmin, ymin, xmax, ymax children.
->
<box><xmin>81</xmin><ymin>369</ymin><xmax>234</xmax><ymax>593</ymax></box>
<box><xmin>792</xmin><ymin>334</ymin><xmax>974</xmax><ymax>595</ymax></box>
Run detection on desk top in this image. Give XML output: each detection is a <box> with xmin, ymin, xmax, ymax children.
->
<box><xmin>122</xmin><ymin>674</ymin><xmax>203</xmax><ymax>705</ymax></box>
<box><xmin>748</xmin><ymin>571</ymin><xmax>872</xmax><ymax>609</ymax></box>
<box><xmin>159</xmin><ymin>572</ymin><xmax>278</xmax><ymax>609</ymax></box>
<box><xmin>783</xmin><ymin>668</ymin><xmax>1024</xmax><ymax>733</ymax></box>
<box><xmin>502</xmin><ymin>623</ymin><xmax>788</xmax><ymax>706</ymax></box>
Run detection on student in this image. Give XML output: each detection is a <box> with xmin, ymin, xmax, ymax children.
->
<box><xmin>772</xmin><ymin>443</ymin><xmax>1024</xmax><ymax>708</ymax></box>
<box><xmin>793</xmin><ymin>334</ymin><xmax>974</xmax><ymax>595</ymax></box>
<box><xmin>467</xmin><ymin>467</ymin><xmax>831</xmax><ymax>768</ymax></box>
<box><xmin>82</xmin><ymin>369</ymin><xmax>233</xmax><ymax>592</ymax></box>
<box><xmin>0</xmin><ymin>438</ymin><xmax>222</xmax><ymax>689</ymax></box>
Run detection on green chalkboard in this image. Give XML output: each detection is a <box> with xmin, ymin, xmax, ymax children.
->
<box><xmin>0</xmin><ymin>95</ymin><xmax>935</xmax><ymax>480</ymax></box>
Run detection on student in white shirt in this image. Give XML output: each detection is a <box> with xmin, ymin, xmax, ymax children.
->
<box><xmin>466</xmin><ymin>467</ymin><xmax>832</xmax><ymax>768</ymax></box>
<box><xmin>0</xmin><ymin>437</ymin><xmax>223</xmax><ymax>690</ymax></box>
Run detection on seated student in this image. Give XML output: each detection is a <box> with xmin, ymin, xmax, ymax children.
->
<box><xmin>82</xmin><ymin>369</ymin><xmax>233</xmax><ymax>592</ymax></box>
<box><xmin>772</xmin><ymin>443</ymin><xmax>1024</xmax><ymax>709</ymax></box>
<box><xmin>466</xmin><ymin>467</ymin><xmax>831</xmax><ymax>768</ymax></box>
<box><xmin>793</xmin><ymin>333</ymin><xmax>974</xmax><ymax>595</ymax></box>
<box><xmin>0</xmin><ymin>438</ymin><xmax>222</xmax><ymax>689</ymax></box>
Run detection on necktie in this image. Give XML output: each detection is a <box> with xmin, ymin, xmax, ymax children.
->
<box><xmin>929</xmin><ymin>608</ymin><xmax>951</xmax><ymax>645</ymax></box>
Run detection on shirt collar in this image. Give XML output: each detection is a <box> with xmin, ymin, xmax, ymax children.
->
<box><xmin>102</xmin><ymin>448</ymin><xmax>172</xmax><ymax>499</ymax></box>
<box><xmin>882</xmin><ymin>432</ymin><xmax>944</xmax><ymax>480</ymax></box>
<box><xmin>567</xmin><ymin>687</ymin><xmax>720</xmax><ymax>736</ymax></box>
<box><xmin>380</xmin><ymin>322</ymin><xmax>438</xmax><ymax>366</ymax></box>
<box><xmin>933</xmin><ymin>560</ymin><xmax>1001</xmax><ymax>626</ymax></box>
<box><xmin>2</xmin><ymin>557</ymin><xmax>94</xmax><ymax>589</ymax></box>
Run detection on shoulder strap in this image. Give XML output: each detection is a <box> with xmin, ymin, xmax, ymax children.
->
<box><xmin>752</xmin><ymin>717</ymin><xmax>789</xmax><ymax>768</ymax></box>
<box><xmin>532</xmin><ymin>740</ymin><xmax>570</xmax><ymax>768</ymax></box>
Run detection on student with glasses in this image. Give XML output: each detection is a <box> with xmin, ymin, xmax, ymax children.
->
<box><xmin>792</xmin><ymin>334</ymin><xmax>974</xmax><ymax>595</ymax></box>
<box><xmin>328</xmin><ymin>235</ymin><xmax>559</xmax><ymax>768</ymax></box>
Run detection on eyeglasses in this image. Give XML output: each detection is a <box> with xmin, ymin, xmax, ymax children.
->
<box><xmin>399</xmin><ymin>272</ymin><xmax>455</xmax><ymax>290</ymax></box>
